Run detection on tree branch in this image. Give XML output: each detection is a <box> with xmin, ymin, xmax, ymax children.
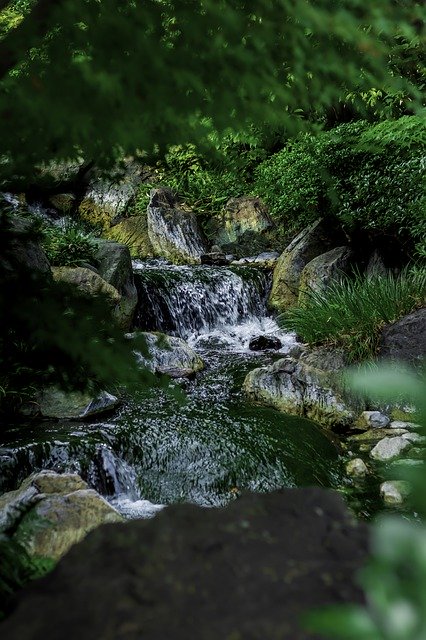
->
<box><xmin>0</xmin><ymin>0</ymin><xmax>59</xmax><ymax>81</ymax></box>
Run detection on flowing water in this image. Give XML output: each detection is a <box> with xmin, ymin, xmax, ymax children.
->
<box><xmin>1</xmin><ymin>261</ymin><xmax>370</xmax><ymax>518</ymax></box>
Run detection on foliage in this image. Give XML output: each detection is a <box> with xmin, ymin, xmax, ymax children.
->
<box><xmin>279</xmin><ymin>268</ymin><xmax>426</xmax><ymax>362</ymax></box>
<box><xmin>0</xmin><ymin>0</ymin><xmax>423</xmax><ymax>184</ymax></box>
<box><xmin>252</xmin><ymin>116</ymin><xmax>426</xmax><ymax>249</ymax></box>
<box><xmin>41</xmin><ymin>220</ymin><xmax>97</xmax><ymax>267</ymax></box>
<box><xmin>307</xmin><ymin>365</ymin><xmax>426</xmax><ymax>640</ymax></box>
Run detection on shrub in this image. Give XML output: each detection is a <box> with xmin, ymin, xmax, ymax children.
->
<box><xmin>279</xmin><ymin>268</ymin><xmax>426</xmax><ymax>362</ymax></box>
<box><xmin>41</xmin><ymin>221</ymin><xmax>97</xmax><ymax>267</ymax></box>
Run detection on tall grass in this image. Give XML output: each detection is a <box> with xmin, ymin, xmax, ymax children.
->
<box><xmin>279</xmin><ymin>268</ymin><xmax>426</xmax><ymax>362</ymax></box>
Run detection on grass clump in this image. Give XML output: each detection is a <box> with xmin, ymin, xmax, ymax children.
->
<box><xmin>41</xmin><ymin>221</ymin><xmax>97</xmax><ymax>267</ymax></box>
<box><xmin>279</xmin><ymin>268</ymin><xmax>426</xmax><ymax>362</ymax></box>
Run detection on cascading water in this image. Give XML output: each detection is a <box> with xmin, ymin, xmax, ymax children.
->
<box><xmin>0</xmin><ymin>260</ymin><xmax>361</xmax><ymax>519</ymax></box>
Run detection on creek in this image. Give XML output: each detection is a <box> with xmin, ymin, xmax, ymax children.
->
<box><xmin>0</xmin><ymin>261</ymin><xmax>376</xmax><ymax>518</ymax></box>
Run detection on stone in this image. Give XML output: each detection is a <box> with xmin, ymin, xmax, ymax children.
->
<box><xmin>79</xmin><ymin>159</ymin><xmax>145</xmax><ymax>231</ymax></box>
<box><xmin>1</xmin><ymin>488</ymin><xmax>369</xmax><ymax>640</ymax></box>
<box><xmin>370</xmin><ymin>436</ymin><xmax>412</xmax><ymax>461</ymax></box>
<box><xmin>269</xmin><ymin>219</ymin><xmax>334</xmax><ymax>312</ymax></box>
<box><xmin>0</xmin><ymin>471</ymin><xmax>123</xmax><ymax>561</ymax></box>
<box><xmin>349</xmin><ymin>428</ymin><xmax>409</xmax><ymax>444</ymax></box>
<box><xmin>0</xmin><ymin>215</ymin><xmax>52</xmax><ymax>277</ymax></box>
<box><xmin>131</xmin><ymin>332</ymin><xmax>204</xmax><ymax>377</ymax></box>
<box><xmin>299</xmin><ymin>346</ymin><xmax>348</xmax><ymax>372</ymax></box>
<box><xmin>358</xmin><ymin>411</ymin><xmax>390</xmax><ymax>429</ymax></box>
<box><xmin>38</xmin><ymin>388</ymin><xmax>119</xmax><ymax>419</ymax></box>
<box><xmin>249</xmin><ymin>335</ymin><xmax>283</xmax><ymax>351</ymax></box>
<box><xmin>379</xmin><ymin>307</ymin><xmax>426</xmax><ymax>364</ymax></box>
<box><xmin>105</xmin><ymin>214</ymin><xmax>154</xmax><ymax>258</ymax></box>
<box><xmin>243</xmin><ymin>356</ymin><xmax>363</xmax><ymax>430</ymax></box>
<box><xmin>52</xmin><ymin>266</ymin><xmax>121</xmax><ymax>305</ymax></box>
<box><xmin>346</xmin><ymin>458</ymin><xmax>368</xmax><ymax>478</ymax></box>
<box><xmin>147</xmin><ymin>187</ymin><xmax>207</xmax><ymax>264</ymax></box>
<box><xmin>49</xmin><ymin>193</ymin><xmax>76</xmax><ymax>214</ymax></box>
<box><xmin>94</xmin><ymin>239</ymin><xmax>138</xmax><ymax>329</ymax></box>
<box><xmin>380</xmin><ymin>480</ymin><xmax>411</xmax><ymax>506</ymax></box>
<box><xmin>200</xmin><ymin>252</ymin><xmax>230</xmax><ymax>266</ymax></box>
<box><xmin>389</xmin><ymin>420</ymin><xmax>421</xmax><ymax>431</ymax></box>
<box><xmin>298</xmin><ymin>246</ymin><xmax>353</xmax><ymax>304</ymax></box>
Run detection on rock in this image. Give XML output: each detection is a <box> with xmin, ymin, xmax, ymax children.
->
<box><xmin>243</xmin><ymin>357</ymin><xmax>363</xmax><ymax>430</ymax></box>
<box><xmin>0</xmin><ymin>471</ymin><xmax>123</xmax><ymax>560</ymax></box>
<box><xmin>1</xmin><ymin>215</ymin><xmax>52</xmax><ymax>277</ymax></box>
<box><xmin>269</xmin><ymin>219</ymin><xmax>334</xmax><ymax>312</ymax></box>
<box><xmin>52</xmin><ymin>266</ymin><xmax>121</xmax><ymax>304</ymax></box>
<box><xmin>1</xmin><ymin>488</ymin><xmax>369</xmax><ymax>640</ymax></box>
<box><xmin>298</xmin><ymin>246</ymin><xmax>353</xmax><ymax>304</ymax></box>
<box><xmin>249</xmin><ymin>335</ymin><xmax>283</xmax><ymax>351</ymax></box>
<box><xmin>299</xmin><ymin>346</ymin><xmax>348</xmax><ymax>372</ymax></box>
<box><xmin>349</xmin><ymin>428</ymin><xmax>409</xmax><ymax>444</ymax></box>
<box><xmin>94</xmin><ymin>239</ymin><xmax>138</xmax><ymax>329</ymax></box>
<box><xmin>346</xmin><ymin>458</ymin><xmax>368</xmax><ymax>478</ymax></box>
<box><xmin>131</xmin><ymin>332</ymin><xmax>204</xmax><ymax>377</ymax></box>
<box><xmin>105</xmin><ymin>214</ymin><xmax>153</xmax><ymax>258</ymax></box>
<box><xmin>79</xmin><ymin>160</ymin><xmax>145</xmax><ymax>231</ymax></box>
<box><xmin>358</xmin><ymin>410</ymin><xmax>390</xmax><ymax>429</ymax></box>
<box><xmin>209</xmin><ymin>196</ymin><xmax>273</xmax><ymax>257</ymax></box>
<box><xmin>147</xmin><ymin>188</ymin><xmax>207</xmax><ymax>264</ymax></box>
<box><xmin>389</xmin><ymin>420</ymin><xmax>421</xmax><ymax>431</ymax></box>
<box><xmin>370</xmin><ymin>436</ymin><xmax>412</xmax><ymax>461</ymax></box>
<box><xmin>380</xmin><ymin>480</ymin><xmax>411</xmax><ymax>506</ymax></box>
<box><xmin>379</xmin><ymin>308</ymin><xmax>426</xmax><ymax>364</ymax></box>
<box><xmin>48</xmin><ymin>193</ymin><xmax>76</xmax><ymax>215</ymax></box>
<box><xmin>38</xmin><ymin>388</ymin><xmax>119</xmax><ymax>419</ymax></box>
<box><xmin>200</xmin><ymin>252</ymin><xmax>230</xmax><ymax>266</ymax></box>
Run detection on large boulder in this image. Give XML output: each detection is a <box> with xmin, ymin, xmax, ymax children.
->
<box><xmin>298</xmin><ymin>246</ymin><xmax>353</xmax><ymax>304</ymax></box>
<box><xmin>269</xmin><ymin>219</ymin><xmax>334</xmax><ymax>312</ymax></box>
<box><xmin>0</xmin><ymin>214</ymin><xmax>51</xmax><ymax>277</ymax></box>
<box><xmin>131</xmin><ymin>332</ymin><xmax>204</xmax><ymax>377</ymax></box>
<box><xmin>147</xmin><ymin>188</ymin><xmax>207</xmax><ymax>264</ymax></box>
<box><xmin>94</xmin><ymin>239</ymin><xmax>138</xmax><ymax>329</ymax></box>
<box><xmin>379</xmin><ymin>308</ymin><xmax>426</xmax><ymax>364</ymax></box>
<box><xmin>78</xmin><ymin>160</ymin><xmax>146</xmax><ymax>231</ymax></box>
<box><xmin>0</xmin><ymin>488</ymin><xmax>369</xmax><ymax>640</ymax></box>
<box><xmin>209</xmin><ymin>196</ymin><xmax>274</xmax><ymax>257</ymax></box>
<box><xmin>0</xmin><ymin>471</ymin><xmax>123</xmax><ymax>561</ymax></box>
<box><xmin>37</xmin><ymin>388</ymin><xmax>119</xmax><ymax>419</ymax></box>
<box><xmin>243</xmin><ymin>356</ymin><xmax>363</xmax><ymax>430</ymax></box>
<box><xmin>105</xmin><ymin>214</ymin><xmax>153</xmax><ymax>258</ymax></box>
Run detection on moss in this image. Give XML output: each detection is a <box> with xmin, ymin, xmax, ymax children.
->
<box><xmin>104</xmin><ymin>215</ymin><xmax>153</xmax><ymax>258</ymax></box>
<box><xmin>78</xmin><ymin>199</ymin><xmax>112</xmax><ymax>233</ymax></box>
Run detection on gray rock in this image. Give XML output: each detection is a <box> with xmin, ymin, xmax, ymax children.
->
<box><xmin>105</xmin><ymin>214</ymin><xmax>154</xmax><ymax>259</ymax></box>
<box><xmin>131</xmin><ymin>332</ymin><xmax>204</xmax><ymax>377</ymax></box>
<box><xmin>346</xmin><ymin>458</ymin><xmax>368</xmax><ymax>478</ymax></box>
<box><xmin>298</xmin><ymin>246</ymin><xmax>353</xmax><ymax>304</ymax></box>
<box><xmin>269</xmin><ymin>219</ymin><xmax>334</xmax><ymax>312</ymax></box>
<box><xmin>370</xmin><ymin>436</ymin><xmax>412</xmax><ymax>461</ymax></box>
<box><xmin>380</xmin><ymin>480</ymin><xmax>411</xmax><ymax>506</ymax></box>
<box><xmin>0</xmin><ymin>471</ymin><xmax>123</xmax><ymax>560</ymax></box>
<box><xmin>200</xmin><ymin>252</ymin><xmax>230</xmax><ymax>266</ymax></box>
<box><xmin>94</xmin><ymin>239</ymin><xmax>138</xmax><ymax>329</ymax></box>
<box><xmin>147</xmin><ymin>188</ymin><xmax>207</xmax><ymax>264</ymax></box>
<box><xmin>1</xmin><ymin>215</ymin><xmax>52</xmax><ymax>277</ymax></box>
<box><xmin>243</xmin><ymin>356</ymin><xmax>363</xmax><ymax>430</ymax></box>
<box><xmin>358</xmin><ymin>410</ymin><xmax>390</xmax><ymax>429</ymax></box>
<box><xmin>38</xmin><ymin>388</ymin><xmax>119</xmax><ymax>419</ymax></box>
<box><xmin>389</xmin><ymin>420</ymin><xmax>421</xmax><ymax>431</ymax></box>
<box><xmin>379</xmin><ymin>307</ymin><xmax>426</xmax><ymax>364</ymax></box>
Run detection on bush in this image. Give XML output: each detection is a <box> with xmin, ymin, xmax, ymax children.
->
<box><xmin>41</xmin><ymin>221</ymin><xmax>97</xmax><ymax>267</ymax></box>
<box><xmin>279</xmin><ymin>268</ymin><xmax>426</xmax><ymax>362</ymax></box>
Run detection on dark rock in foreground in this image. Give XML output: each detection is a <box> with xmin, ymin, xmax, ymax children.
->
<box><xmin>2</xmin><ymin>488</ymin><xmax>369</xmax><ymax>640</ymax></box>
<box><xmin>379</xmin><ymin>307</ymin><xmax>426</xmax><ymax>364</ymax></box>
<box><xmin>249</xmin><ymin>335</ymin><xmax>283</xmax><ymax>351</ymax></box>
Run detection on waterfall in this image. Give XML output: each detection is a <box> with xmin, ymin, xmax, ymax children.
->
<box><xmin>133</xmin><ymin>261</ymin><xmax>270</xmax><ymax>339</ymax></box>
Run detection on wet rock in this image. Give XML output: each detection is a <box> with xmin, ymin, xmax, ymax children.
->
<box><xmin>249</xmin><ymin>335</ymin><xmax>283</xmax><ymax>351</ymax></box>
<box><xmin>200</xmin><ymin>252</ymin><xmax>230</xmax><ymax>266</ymax></box>
<box><xmin>1</xmin><ymin>488</ymin><xmax>369</xmax><ymax>640</ymax></box>
<box><xmin>370</xmin><ymin>436</ymin><xmax>412</xmax><ymax>461</ymax></box>
<box><xmin>269</xmin><ymin>219</ymin><xmax>334</xmax><ymax>312</ymax></box>
<box><xmin>389</xmin><ymin>420</ymin><xmax>421</xmax><ymax>431</ymax></box>
<box><xmin>379</xmin><ymin>307</ymin><xmax>426</xmax><ymax>364</ymax></box>
<box><xmin>299</xmin><ymin>346</ymin><xmax>347</xmax><ymax>372</ymax></box>
<box><xmin>131</xmin><ymin>331</ymin><xmax>204</xmax><ymax>377</ymax></box>
<box><xmin>147</xmin><ymin>187</ymin><xmax>207</xmax><ymax>264</ymax></box>
<box><xmin>0</xmin><ymin>471</ymin><xmax>123</xmax><ymax>560</ymax></box>
<box><xmin>94</xmin><ymin>239</ymin><xmax>138</xmax><ymax>329</ymax></box>
<box><xmin>243</xmin><ymin>357</ymin><xmax>363</xmax><ymax>430</ymax></box>
<box><xmin>38</xmin><ymin>388</ymin><xmax>119</xmax><ymax>419</ymax></box>
<box><xmin>105</xmin><ymin>214</ymin><xmax>153</xmax><ymax>258</ymax></box>
<box><xmin>346</xmin><ymin>458</ymin><xmax>368</xmax><ymax>478</ymax></box>
<box><xmin>358</xmin><ymin>411</ymin><xmax>390</xmax><ymax>429</ymax></box>
<box><xmin>298</xmin><ymin>246</ymin><xmax>353</xmax><ymax>304</ymax></box>
<box><xmin>349</xmin><ymin>428</ymin><xmax>409</xmax><ymax>444</ymax></box>
<box><xmin>380</xmin><ymin>480</ymin><xmax>411</xmax><ymax>506</ymax></box>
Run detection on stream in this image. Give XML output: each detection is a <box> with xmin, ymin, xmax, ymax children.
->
<box><xmin>0</xmin><ymin>261</ymin><xmax>376</xmax><ymax>518</ymax></box>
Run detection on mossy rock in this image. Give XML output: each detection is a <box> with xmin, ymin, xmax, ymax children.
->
<box><xmin>79</xmin><ymin>198</ymin><xmax>112</xmax><ymax>233</ymax></box>
<box><xmin>105</xmin><ymin>215</ymin><xmax>153</xmax><ymax>259</ymax></box>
